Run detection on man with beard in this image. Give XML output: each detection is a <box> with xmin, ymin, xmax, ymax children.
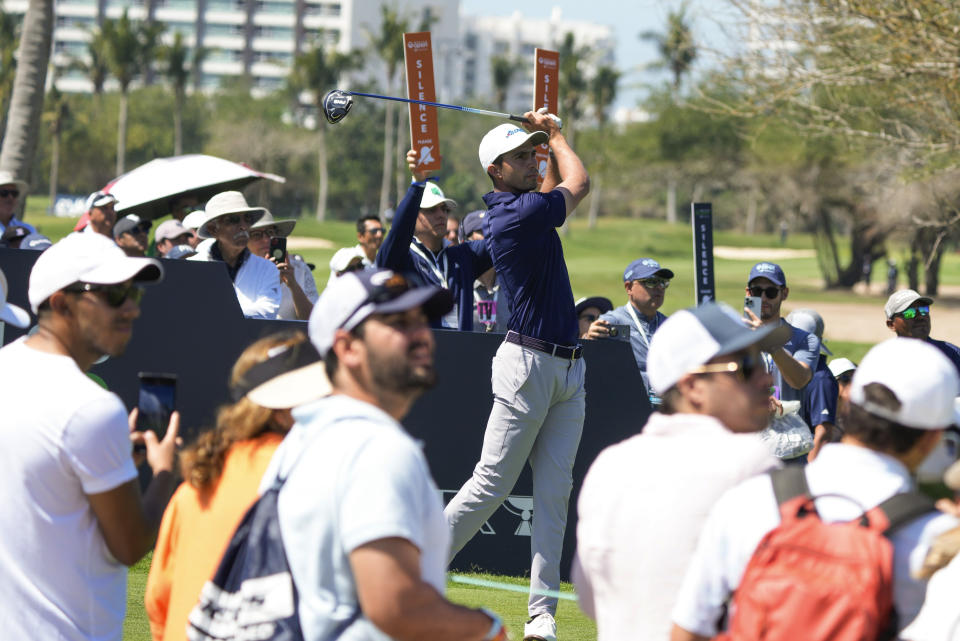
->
<box><xmin>444</xmin><ymin>109</ymin><xmax>589</xmax><ymax>641</ymax></box>
<box><xmin>0</xmin><ymin>233</ymin><xmax>179</xmax><ymax>640</ymax></box>
<box><xmin>188</xmin><ymin>191</ymin><xmax>281</xmax><ymax>319</ymax></box>
<box><xmin>885</xmin><ymin>288</ymin><xmax>960</xmax><ymax>376</ymax></box>
<box><xmin>260</xmin><ymin>268</ymin><xmax>509</xmax><ymax>641</ymax></box>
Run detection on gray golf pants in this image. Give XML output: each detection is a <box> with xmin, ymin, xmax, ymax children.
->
<box><xmin>444</xmin><ymin>340</ymin><xmax>586</xmax><ymax>616</ymax></box>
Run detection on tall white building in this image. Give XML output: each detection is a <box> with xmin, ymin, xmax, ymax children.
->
<box><xmin>2</xmin><ymin>0</ymin><xmax>613</xmax><ymax>107</ymax></box>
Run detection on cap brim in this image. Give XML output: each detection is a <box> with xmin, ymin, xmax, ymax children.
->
<box><xmin>0</xmin><ymin>302</ymin><xmax>30</xmax><ymax>328</ymax></box>
<box><xmin>654</xmin><ymin>268</ymin><xmax>675</xmax><ymax>279</ymax></box>
<box><xmin>83</xmin><ymin>256</ymin><xmax>164</xmax><ymax>285</ymax></box>
<box><xmin>575</xmin><ymin>296</ymin><xmax>614</xmax><ymax>315</ymax></box>
<box><xmin>252</xmin><ymin>219</ymin><xmax>296</xmax><ymax>237</ymax></box>
<box><xmin>373</xmin><ymin>285</ymin><xmax>454</xmax><ymax>320</ymax></box>
<box><xmin>245</xmin><ymin>361</ymin><xmax>331</xmax><ymax>409</ymax></box>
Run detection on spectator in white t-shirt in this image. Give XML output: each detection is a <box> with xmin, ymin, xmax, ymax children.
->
<box><xmin>0</xmin><ymin>232</ymin><xmax>178</xmax><ymax>641</ymax></box>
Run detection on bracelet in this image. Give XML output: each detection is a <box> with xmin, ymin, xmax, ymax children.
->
<box><xmin>480</xmin><ymin>608</ymin><xmax>506</xmax><ymax>641</ymax></box>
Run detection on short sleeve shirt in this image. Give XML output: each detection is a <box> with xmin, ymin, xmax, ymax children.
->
<box><xmin>481</xmin><ymin>190</ymin><xmax>577</xmax><ymax>345</ymax></box>
<box><xmin>927</xmin><ymin>337</ymin><xmax>960</xmax><ymax>378</ymax></box>
<box><xmin>0</xmin><ymin>339</ymin><xmax>138</xmax><ymax>641</ymax></box>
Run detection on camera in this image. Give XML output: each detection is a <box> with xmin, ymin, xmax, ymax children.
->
<box><xmin>609</xmin><ymin>326</ymin><xmax>619</xmax><ymax>338</ymax></box>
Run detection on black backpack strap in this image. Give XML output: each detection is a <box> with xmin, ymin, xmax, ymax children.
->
<box><xmin>876</xmin><ymin>491</ymin><xmax>937</xmax><ymax>536</ymax></box>
<box><xmin>770</xmin><ymin>466</ymin><xmax>811</xmax><ymax>506</ymax></box>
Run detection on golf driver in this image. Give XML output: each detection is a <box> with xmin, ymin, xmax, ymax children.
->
<box><xmin>323</xmin><ymin>89</ymin><xmax>532</xmax><ymax>126</ymax></box>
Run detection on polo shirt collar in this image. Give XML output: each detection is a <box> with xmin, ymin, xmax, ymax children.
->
<box><xmin>483</xmin><ymin>190</ymin><xmax>522</xmax><ymax>207</ymax></box>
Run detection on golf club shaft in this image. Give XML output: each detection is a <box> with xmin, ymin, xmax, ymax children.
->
<box><xmin>345</xmin><ymin>91</ymin><xmax>528</xmax><ymax>123</ymax></box>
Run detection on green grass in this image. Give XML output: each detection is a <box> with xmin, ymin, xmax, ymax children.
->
<box><xmin>121</xmin><ymin>554</ymin><xmax>596</xmax><ymax>641</ymax></box>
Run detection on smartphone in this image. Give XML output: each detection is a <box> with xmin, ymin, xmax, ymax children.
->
<box><xmin>602</xmin><ymin>324</ymin><xmax>631</xmax><ymax>340</ymax></box>
<box><xmin>744</xmin><ymin>296</ymin><xmax>761</xmax><ymax>320</ymax></box>
<box><xmin>136</xmin><ymin>372</ymin><xmax>177</xmax><ymax>440</ymax></box>
<box><xmin>269</xmin><ymin>236</ymin><xmax>287</xmax><ymax>264</ymax></box>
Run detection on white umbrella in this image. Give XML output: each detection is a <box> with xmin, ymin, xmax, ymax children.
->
<box><xmin>104</xmin><ymin>154</ymin><xmax>286</xmax><ymax>221</ymax></box>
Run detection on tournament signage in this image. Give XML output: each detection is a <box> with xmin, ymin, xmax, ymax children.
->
<box><xmin>533</xmin><ymin>48</ymin><xmax>559</xmax><ymax>186</ymax></box>
<box><xmin>403</xmin><ymin>31</ymin><xmax>441</xmax><ymax>173</ymax></box>
<box><xmin>691</xmin><ymin>202</ymin><xmax>716</xmax><ymax>305</ymax></box>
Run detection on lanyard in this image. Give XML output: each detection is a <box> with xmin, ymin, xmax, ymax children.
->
<box><xmin>626</xmin><ymin>303</ymin><xmax>655</xmax><ymax>351</ymax></box>
<box><xmin>409</xmin><ymin>241</ymin><xmax>448</xmax><ymax>289</ymax></box>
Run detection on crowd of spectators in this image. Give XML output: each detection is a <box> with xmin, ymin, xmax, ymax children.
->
<box><xmin>0</xmin><ymin>105</ymin><xmax>959</xmax><ymax>641</ymax></box>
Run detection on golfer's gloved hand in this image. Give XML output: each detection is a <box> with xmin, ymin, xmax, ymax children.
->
<box><xmin>537</xmin><ymin>107</ymin><xmax>562</xmax><ymax>131</ymax></box>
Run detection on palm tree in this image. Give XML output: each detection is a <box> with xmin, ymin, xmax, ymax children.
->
<box><xmin>491</xmin><ymin>54</ymin><xmax>519</xmax><ymax>112</ymax></box>
<box><xmin>0</xmin><ymin>0</ymin><xmax>54</xmax><ymax>209</ymax></box>
<box><xmin>0</xmin><ymin>7</ymin><xmax>19</xmax><ymax>134</ymax></box>
<box><xmin>101</xmin><ymin>9</ymin><xmax>165</xmax><ymax>175</ymax></box>
<box><xmin>586</xmin><ymin>65</ymin><xmax>620</xmax><ymax>229</ymax></box>
<box><xmin>158</xmin><ymin>31</ymin><xmax>205</xmax><ymax>155</ymax></box>
<box><xmin>44</xmin><ymin>81</ymin><xmax>70</xmax><ymax>203</ymax></box>
<box><xmin>70</xmin><ymin>24</ymin><xmax>110</xmax><ymax>99</ymax></box>
<box><xmin>639</xmin><ymin>3</ymin><xmax>698</xmax><ymax>91</ymax></box>
<box><xmin>365</xmin><ymin>4</ymin><xmax>409</xmax><ymax>219</ymax></box>
<box><xmin>558</xmin><ymin>32</ymin><xmax>588</xmax><ymax>150</ymax></box>
<box><xmin>290</xmin><ymin>44</ymin><xmax>362</xmax><ymax>221</ymax></box>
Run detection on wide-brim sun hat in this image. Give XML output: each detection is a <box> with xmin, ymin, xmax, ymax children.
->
<box><xmin>196</xmin><ymin>191</ymin><xmax>266</xmax><ymax>239</ymax></box>
<box><xmin>250</xmin><ymin>209</ymin><xmax>296</xmax><ymax>237</ymax></box>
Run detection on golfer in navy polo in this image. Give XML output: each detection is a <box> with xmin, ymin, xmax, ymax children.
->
<box><xmin>444</xmin><ymin>109</ymin><xmax>590</xmax><ymax>641</ymax></box>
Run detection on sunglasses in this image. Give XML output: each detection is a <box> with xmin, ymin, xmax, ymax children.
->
<box><xmin>249</xmin><ymin>228</ymin><xmax>278</xmax><ymax>241</ymax></box>
<box><xmin>688</xmin><ymin>352</ymin><xmax>762</xmax><ymax>382</ymax></box>
<box><xmin>365</xmin><ymin>227</ymin><xmax>385</xmax><ymax>236</ymax></box>
<box><xmin>749</xmin><ymin>286</ymin><xmax>781</xmax><ymax>299</ymax></box>
<box><xmin>219</xmin><ymin>212</ymin><xmax>259</xmax><ymax>226</ymax></box>
<box><xmin>0</xmin><ymin>189</ymin><xmax>19</xmax><ymax>198</ymax></box>
<box><xmin>636</xmin><ymin>278</ymin><xmax>671</xmax><ymax>289</ymax></box>
<box><xmin>898</xmin><ymin>306</ymin><xmax>930</xmax><ymax>320</ymax></box>
<box><xmin>64</xmin><ymin>282</ymin><xmax>144</xmax><ymax>308</ymax></box>
<box><xmin>579</xmin><ymin>313</ymin><xmax>599</xmax><ymax>323</ymax></box>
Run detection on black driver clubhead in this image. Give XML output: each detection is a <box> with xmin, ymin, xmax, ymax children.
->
<box><xmin>323</xmin><ymin>89</ymin><xmax>353</xmax><ymax>124</ymax></box>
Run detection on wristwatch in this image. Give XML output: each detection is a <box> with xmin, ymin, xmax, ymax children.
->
<box><xmin>480</xmin><ymin>608</ymin><xmax>508</xmax><ymax>641</ymax></box>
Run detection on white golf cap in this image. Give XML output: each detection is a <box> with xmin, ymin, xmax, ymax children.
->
<box><xmin>28</xmin><ymin>232</ymin><xmax>163</xmax><ymax>313</ymax></box>
<box><xmin>884</xmin><ymin>289</ymin><xmax>933</xmax><ymax>319</ymax></box>
<box><xmin>849</xmin><ymin>338</ymin><xmax>960</xmax><ymax>430</ymax></box>
<box><xmin>154</xmin><ymin>219</ymin><xmax>193</xmax><ymax>244</ymax></box>
<box><xmin>328</xmin><ymin>246</ymin><xmax>365</xmax><ymax>275</ymax></box>
<box><xmin>827</xmin><ymin>357</ymin><xmax>857</xmax><ymax>378</ymax></box>
<box><xmin>647</xmin><ymin>302</ymin><xmax>790</xmax><ymax>395</ymax></box>
<box><xmin>419</xmin><ymin>182</ymin><xmax>457</xmax><ymax>210</ymax></box>
<box><xmin>478</xmin><ymin>124</ymin><xmax>548</xmax><ymax>171</ymax></box>
<box><xmin>0</xmin><ymin>267</ymin><xmax>30</xmax><ymax>328</ymax></box>
<box><xmin>85</xmin><ymin>190</ymin><xmax>118</xmax><ymax>211</ymax></box>
<box><xmin>308</xmin><ymin>268</ymin><xmax>452</xmax><ymax>357</ymax></box>
<box><xmin>181</xmin><ymin>209</ymin><xmax>205</xmax><ymax>231</ymax></box>
<box><xmin>232</xmin><ymin>340</ymin><xmax>331</xmax><ymax>408</ymax></box>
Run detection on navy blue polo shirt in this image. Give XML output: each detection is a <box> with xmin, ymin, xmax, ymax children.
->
<box><xmin>481</xmin><ymin>189</ymin><xmax>577</xmax><ymax>346</ymax></box>
<box><xmin>927</xmin><ymin>337</ymin><xmax>960</xmax><ymax>377</ymax></box>
<box><xmin>801</xmin><ymin>355</ymin><xmax>838</xmax><ymax>431</ymax></box>
<box><xmin>376</xmin><ymin>182</ymin><xmax>491</xmax><ymax>331</ymax></box>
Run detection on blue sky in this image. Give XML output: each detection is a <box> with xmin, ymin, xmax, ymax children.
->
<box><xmin>460</xmin><ymin>0</ymin><xmax>737</xmax><ymax>112</ymax></box>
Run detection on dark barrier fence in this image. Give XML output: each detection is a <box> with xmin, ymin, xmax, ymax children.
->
<box><xmin>1</xmin><ymin>248</ymin><xmax>650</xmax><ymax>579</ymax></box>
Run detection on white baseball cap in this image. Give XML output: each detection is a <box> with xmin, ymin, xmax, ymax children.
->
<box><xmin>0</xmin><ymin>267</ymin><xmax>30</xmax><ymax>328</ymax></box>
<box><xmin>647</xmin><ymin>302</ymin><xmax>790</xmax><ymax>395</ymax></box>
<box><xmin>0</xmin><ymin>170</ymin><xmax>28</xmax><ymax>193</ymax></box>
<box><xmin>827</xmin><ymin>357</ymin><xmax>857</xmax><ymax>378</ymax></box>
<box><xmin>308</xmin><ymin>268</ymin><xmax>452</xmax><ymax>357</ymax></box>
<box><xmin>478</xmin><ymin>124</ymin><xmax>548</xmax><ymax>171</ymax></box>
<box><xmin>849</xmin><ymin>338</ymin><xmax>960</xmax><ymax>430</ymax></box>
<box><xmin>28</xmin><ymin>232</ymin><xmax>163</xmax><ymax>313</ymax></box>
<box><xmin>419</xmin><ymin>182</ymin><xmax>457</xmax><ymax>210</ymax></box>
<box><xmin>328</xmin><ymin>246</ymin><xmax>365</xmax><ymax>275</ymax></box>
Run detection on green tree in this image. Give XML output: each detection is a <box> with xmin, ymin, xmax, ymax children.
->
<box><xmin>101</xmin><ymin>9</ymin><xmax>165</xmax><ymax>175</ymax></box>
<box><xmin>585</xmin><ymin>65</ymin><xmax>620</xmax><ymax>229</ymax></box>
<box><xmin>290</xmin><ymin>44</ymin><xmax>363</xmax><ymax>221</ymax></box>
<box><xmin>0</xmin><ymin>6</ymin><xmax>19</xmax><ymax>135</ymax></box>
<box><xmin>158</xmin><ymin>31</ymin><xmax>206</xmax><ymax>155</ymax></box>
<box><xmin>0</xmin><ymin>0</ymin><xmax>54</xmax><ymax>211</ymax></box>
<box><xmin>639</xmin><ymin>3</ymin><xmax>698</xmax><ymax>91</ymax></box>
<box><xmin>43</xmin><ymin>79</ymin><xmax>70</xmax><ymax>203</ymax></box>
<box><xmin>70</xmin><ymin>24</ymin><xmax>110</xmax><ymax>98</ymax></box>
<box><xmin>490</xmin><ymin>54</ymin><xmax>520</xmax><ymax>112</ymax></box>
<box><xmin>365</xmin><ymin>4</ymin><xmax>408</xmax><ymax>218</ymax></box>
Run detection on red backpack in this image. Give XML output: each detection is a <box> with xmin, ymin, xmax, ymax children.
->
<box><xmin>715</xmin><ymin>466</ymin><xmax>935</xmax><ymax>641</ymax></box>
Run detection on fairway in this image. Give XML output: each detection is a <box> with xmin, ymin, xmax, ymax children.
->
<box><xmin>122</xmin><ymin>553</ymin><xmax>597</xmax><ymax>641</ymax></box>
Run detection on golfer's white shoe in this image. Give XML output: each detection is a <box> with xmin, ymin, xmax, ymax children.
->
<box><xmin>523</xmin><ymin>612</ymin><xmax>557</xmax><ymax>641</ymax></box>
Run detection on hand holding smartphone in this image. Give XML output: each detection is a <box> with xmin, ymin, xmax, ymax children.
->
<box><xmin>136</xmin><ymin>372</ymin><xmax>177</xmax><ymax>441</ymax></box>
<box><xmin>269</xmin><ymin>237</ymin><xmax>287</xmax><ymax>264</ymax></box>
<box><xmin>744</xmin><ymin>296</ymin><xmax>761</xmax><ymax>320</ymax></box>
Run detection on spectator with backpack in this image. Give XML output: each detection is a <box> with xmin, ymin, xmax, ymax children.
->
<box><xmin>145</xmin><ymin>331</ymin><xmax>328</xmax><ymax>641</ymax></box>
<box><xmin>671</xmin><ymin>338</ymin><xmax>960</xmax><ymax>641</ymax></box>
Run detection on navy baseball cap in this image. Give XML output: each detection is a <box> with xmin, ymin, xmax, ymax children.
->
<box><xmin>461</xmin><ymin>210</ymin><xmax>486</xmax><ymax>239</ymax></box>
<box><xmin>575</xmin><ymin>296</ymin><xmax>614</xmax><ymax>316</ymax></box>
<box><xmin>623</xmin><ymin>258</ymin><xmax>674</xmax><ymax>282</ymax></box>
<box><xmin>748</xmin><ymin>262</ymin><xmax>786</xmax><ymax>287</ymax></box>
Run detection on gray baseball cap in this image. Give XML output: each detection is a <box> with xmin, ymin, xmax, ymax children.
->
<box><xmin>884</xmin><ymin>289</ymin><xmax>933</xmax><ymax>319</ymax></box>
